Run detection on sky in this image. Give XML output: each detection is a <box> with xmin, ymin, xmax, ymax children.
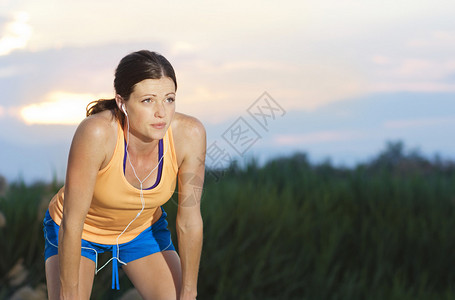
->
<box><xmin>1</xmin><ymin>0</ymin><xmax>455</xmax><ymax>183</ymax></box>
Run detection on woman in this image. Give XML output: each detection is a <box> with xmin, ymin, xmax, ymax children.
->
<box><xmin>43</xmin><ymin>50</ymin><xmax>205</xmax><ymax>300</ymax></box>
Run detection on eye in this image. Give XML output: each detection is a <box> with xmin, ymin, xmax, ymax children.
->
<box><xmin>165</xmin><ymin>97</ymin><xmax>175</xmax><ymax>103</ymax></box>
<box><xmin>142</xmin><ymin>98</ymin><xmax>152</xmax><ymax>103</ymax></box>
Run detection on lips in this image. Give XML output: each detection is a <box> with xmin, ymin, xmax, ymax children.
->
<box><xmin>151</xmin><ymin>122</ymin><xmax>166</xmax><ymax>129</ymax></box>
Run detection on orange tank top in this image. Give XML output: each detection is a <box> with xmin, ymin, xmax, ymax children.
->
<box><xmin>48</xmin><ymin>121</ymin><xmax>178</xmax><ymax>244</ymax></box>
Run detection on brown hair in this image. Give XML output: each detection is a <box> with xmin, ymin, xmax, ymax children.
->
<box><xmin>86</xmin><ymin>50</ymin><xmax>177</xmax><ymax>124</ymax></box>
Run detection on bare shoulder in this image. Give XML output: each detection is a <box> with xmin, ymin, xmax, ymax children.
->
<box><xmin>70</xmin><ymin>110</ymin><xmax>118</xmax><ymax>168</ymax></box>
<box><xmin>171</xmin><ymin>112</ymin><xmax>206</xmax><ymax>166</ymax></box>
<box><xmin>64</xmin><ymin>112</ymin><xmax>117</xmax><ymax>210</ymax></box>
<box><xmin>75</xmin><ymin>110</ymin><xmax>117</xmax><ymax>143</ymax></box>
<box><xmin>171</xmin><ymin>112</ymin><xmax>205</xmax><ymax>137</ymax></box>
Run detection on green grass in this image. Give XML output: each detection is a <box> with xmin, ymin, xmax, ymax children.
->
<box><xmin>1</xmin><ymin>142</ymin><xmax>455</xmax><ymax>299</ymax></box>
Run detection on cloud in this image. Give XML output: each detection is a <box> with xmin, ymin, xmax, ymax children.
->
<box><xmin>407</xmin><ymin>30</ymin><xmax>455</xmax><ymax>48</ymax></box>
<box><xmin>15</xmin><ymin>0</ymin><xmax>304</xmax><ymax>53</ymax></box>
<box><xmin>383</xmin><ymin>117</ymin><xmax>455</xmax><ymax>129</ymax></box>
<box><xmin>18</xmin><ymin>91</ymin><xmax>111</xmax><ymax>125</ymax></box>
<box><xmin>2</xmin><ymin>0</ymin><xmax>454</xmax><ymax>126</ymax></box>
<box><xmin>0</xmin><ymin>65</ymin><xmax>23</xmax><ymax>78</ymax></box>
<box><xmin>392</xmin><ymin>58</ymin><xmax>455</xmax><ymax>81</ymax></box>
<box><xmin>274</xmin><ymin>130</ymin><xmax>364</xmax><ymax>146</ymax></box>
<box><xmin>219</xmin><ymin>60</ymin><xmax>299</xmax><ymax>72</ymax></box>
<box><xmin>372</xmin><ymin>55</ymin><xmax>391</xmax><ymax>65</ymax></box>
<box><xmin>370</xmin><ymin>82</ymin><xmax>455</xmax><ymax>93</ymax></box>
<box><xmin>169</xmin><ymin>41</ymin><xmax>199</xmax><ymax>56</ymax></box>
<box><xmin>174</xmin><ymin>53</ymin><xmax>369</xmax><ymax>125</ymax></box>
<box><xmin>0</xmin><ymin>11</ymin><xmax>32</xmax><ymax>56</ymax></box>
<box><xmin>367</xmin><ymin>34</ymin><xmax>455</xmax><ymax>93</ymax></box>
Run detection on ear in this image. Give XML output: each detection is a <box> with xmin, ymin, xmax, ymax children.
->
<box><xmin>115</xmin><ymin>94</ymin><xmax>124</xmax><ymax>111</ymax></box>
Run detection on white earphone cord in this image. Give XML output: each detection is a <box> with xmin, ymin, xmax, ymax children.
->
<box><xmin>104</xmin><ymin>113</ymin><xmax>167</xmax><ymax>272</ymax></box>
<box><xmin>95</xmin><ymin>112</ymin><xmax>168</xmax><ymax>273</ymax></box>
<box><xmin>44</xmin><ymin>112</ymin><xmax>169</xmax><ymax>277</ymax></box>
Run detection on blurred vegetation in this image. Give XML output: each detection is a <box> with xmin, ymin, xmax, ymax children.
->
<box><xmin>1</xmin><ymin>141</ymin><xmax>455</xmax><ymax>299</ymax></box>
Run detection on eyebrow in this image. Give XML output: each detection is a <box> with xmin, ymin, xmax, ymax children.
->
<box><xmin>142</xmin><ymin>92</ymin><xmax>176</xmax><ymax>97</ymax></box>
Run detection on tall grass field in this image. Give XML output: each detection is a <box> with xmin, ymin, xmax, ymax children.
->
<box><xmin>1</xmin><ymin>142</ymin><xmax>455</xmax><ymax>299</ymax></box>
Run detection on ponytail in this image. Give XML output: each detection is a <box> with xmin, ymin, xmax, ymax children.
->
<box><xmin>86</xmin><ymin>99</ymin><xmax>124</xmax><ymax>124</ymax></box>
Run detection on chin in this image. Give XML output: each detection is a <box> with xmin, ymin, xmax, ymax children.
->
<box><xmin>149</xmin><ymin>131</ymin><xmax>167</xmax><ymax>141</ymax></box>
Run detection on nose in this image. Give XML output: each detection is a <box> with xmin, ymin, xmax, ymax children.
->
<box><xmin>155</xmin><ymin>102</ymin><xmax>166</xmax><ymax>118</ymax></box>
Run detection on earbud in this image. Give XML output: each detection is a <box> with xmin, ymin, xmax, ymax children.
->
<box><xmin>122</xmin><ymin>104</ymin><xmax>128</xmax><ymax>116</ymax></box>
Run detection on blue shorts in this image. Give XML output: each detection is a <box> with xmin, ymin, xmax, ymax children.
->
<box><xmin>43</xmin><ymin>207</ymin><xmax>175</xmax><ymax>290</ymax></box>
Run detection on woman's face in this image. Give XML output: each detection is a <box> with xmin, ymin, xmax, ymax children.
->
<box><xmin>124</xmin><ymin>77</ymin><xmax>176</xmax><ymax>142</ymax></box>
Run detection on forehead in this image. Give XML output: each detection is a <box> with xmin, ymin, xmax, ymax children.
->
<box><xmin>132</xmin><ymin>77</ymin><xmax>176</xmax><ymax>95</ymax></box>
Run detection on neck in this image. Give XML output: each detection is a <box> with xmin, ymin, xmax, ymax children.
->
<box><xmin>125</xmin><ymin>134</ymin><xmax>160</xmax><ymax>157</ymax></box>
<box><xmin>123</xmin><ymin>124</ymin><xmax>163</xmax><ymax>184</ymax></box>
<box><xmin>122</xmin><ymin>121</ymin><xmax>160</xmax><ymax>157</ymax></box>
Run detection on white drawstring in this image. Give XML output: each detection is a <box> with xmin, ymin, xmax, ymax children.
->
<box><xmin>45</xmin><ymin>115</ymin><xmax>169</xmax><ymax>289</ymax></box>
<box><xmin>44</xmin><ymin>218</ymin><xmax>100</xmax><ymax>273</ymax></box>
<box><xmin>116</xmin><ymin>112</ymin><xmax>168</xmax><ymax>265</ymax></box>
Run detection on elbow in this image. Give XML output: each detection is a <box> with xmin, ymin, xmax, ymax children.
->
<box><xmin>176</xmin><ymin>216</ymin><xmax>203</xmax><ymax>235</ymax></box>
<box><xmin>60</xmin><ymin>214</ymin><xmax>84</xmax><ymax>238</ymax></box>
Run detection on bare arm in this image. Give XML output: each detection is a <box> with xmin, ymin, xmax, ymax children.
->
<box><xmin>175</xmin><ymin>116</ymin><xmax>206</xmax><ymax>300</ymax></box>
<box><xmin>58</xmin><ymin>116</ymin><xmax>111</xmax><ymax>299</ymax></box>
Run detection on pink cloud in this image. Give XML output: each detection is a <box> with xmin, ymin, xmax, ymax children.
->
<box><xmin>384</xmin><ymin>117</ymin><xmax>455</xmax><ymax>129</ymax></box>
<box><xmin>370</xmin><ymin>82</ymin><xmax>455</xmax><ymax>93</ymax></box>
<box><xmin>274</xmin><ymin>130</ymin><xmax>363</xmax><ymax>146</ymax></box>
